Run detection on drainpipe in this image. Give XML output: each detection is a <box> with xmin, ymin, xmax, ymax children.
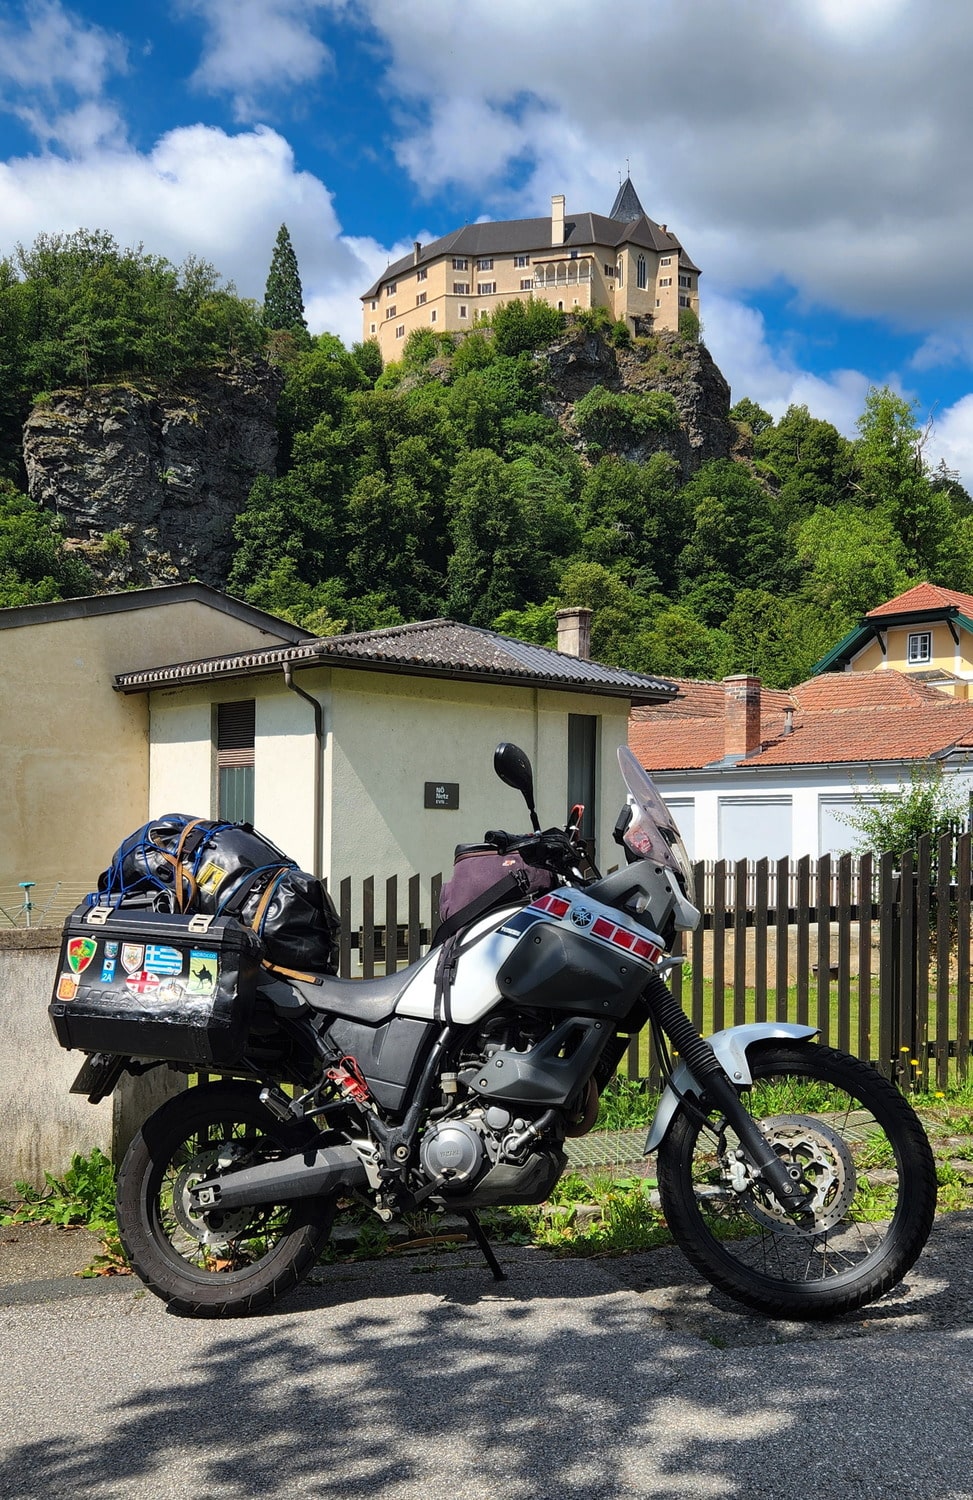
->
<box><xmin>283</xmin><ymin>662</ymin><xmax>323</xmax><ymax>879</ymax></box>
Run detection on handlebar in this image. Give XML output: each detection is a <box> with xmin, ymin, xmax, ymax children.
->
<box><xmin>484</xmin><ymin>826</ymin><xmax>584</xmax><ymax>875</ymax></box>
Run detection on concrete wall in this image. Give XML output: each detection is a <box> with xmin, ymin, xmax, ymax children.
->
<box><xmin>0</xmin><ymin>928</ymin><xmax>179</xmax><ymax>1193</ymax></box>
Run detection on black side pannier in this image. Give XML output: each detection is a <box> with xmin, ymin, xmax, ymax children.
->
<box><xmin>92</xmin><ymin>814</ymin><xmax>339</xmax><ymax>975</ymax></box>
<box><xmin>49</xmin><ymin>906</ymin><xmax>262</xmax><ymax>1067</ymax></box>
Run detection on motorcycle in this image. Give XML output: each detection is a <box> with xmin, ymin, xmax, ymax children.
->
<box><xmin>57</xmin><ymin>742</ymin><xmax>937</xmax><ymax>1319</ymax></box>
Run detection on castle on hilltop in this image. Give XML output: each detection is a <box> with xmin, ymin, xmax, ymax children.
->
<box><xmin>361</xmin><ymin>178</ymin><xmax>700</xmax><ymax>360</ymax></box>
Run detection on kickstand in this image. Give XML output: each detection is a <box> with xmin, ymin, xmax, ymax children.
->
<box><xmin>462</xmin><ymin>1210</ymin><xmax>507</xmax><ymax>1281</ymax></box>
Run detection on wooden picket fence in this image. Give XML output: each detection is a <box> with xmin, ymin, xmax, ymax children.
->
<box><xmin>335</xmin><ymin>835</ymin><xmax>973</xmax><ymax>1094</ymax></box>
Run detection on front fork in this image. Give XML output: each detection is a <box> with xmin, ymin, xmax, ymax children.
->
<box><xmin>642</xmin><ymin>973</ymin><xmax>820</xmax><ymax>1211</ymax></box>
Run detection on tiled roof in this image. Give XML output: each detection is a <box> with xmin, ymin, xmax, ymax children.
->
<box><xmin>115</xmin><ymin>617</ymin><xmax>678</xmax><ymax>702</ymax></box>
<box><xmin>866</xmin><ymin>582</ymin><xmax>973</xmax><ymax>619</ymax></box>
<box><xmin>362</xmin><ymin>209</ymin><xmax>688</xmax><ymax>299</ymax></box>
<box><xmin>630</xmin><ymin>670</ymin><xmax>973</xmax><ymax>771</ymax></box>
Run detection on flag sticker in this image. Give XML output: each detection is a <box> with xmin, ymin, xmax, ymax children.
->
<box><xmin>121</xmin><ymin>945</ymin><xmax>143</xmax><ymax>974</ymax></box>
<box><xmin>144</xmin><ymin>945</ymin><xmax>184</xmax><ymax>975</ymax></box>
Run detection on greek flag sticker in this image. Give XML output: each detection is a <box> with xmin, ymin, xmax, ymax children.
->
<box><xmin>144</xmin><ymin>945</ymin><xmax>184</xmax><ymax>975</ymax></box>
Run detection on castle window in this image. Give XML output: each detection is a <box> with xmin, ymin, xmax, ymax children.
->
<box><xmin>515</xmin><ymin>254</ymin><xmax>530</xmax><ymax>267</ymax></box>
<box><xmin>453</xmin><ymin>282</ymin><xmax>469</xmax><ymax>294</ymax></box>
<box><xmin>616</xmin><ymin>260</ymin><xmax>623</xmax><ymax>287</ymax></box>
<box><xmin>385</xmin><ymin>305</ymin><xmax>396</xmax><ymax>318</ymax></box>
<box><xmin>520</xmin><ymin>278</ymin><xmax>532</xmax><ymax>290</ymax></box>
<box><xmin>679</xmin><ymin>274</ymin><xmax>692</xmax><ymax>288</ymax></box>
<box><xmin>660</xmin><ymin>256</ymin><xmax>671</xmax><ymax>266</ymax></box>
<box><xmin>679</xmin><ymin>294</ymin><xmax>690</xmax><ymax>306</ymax></box>
<box><xmin>476</xmin><ymin>258</ymin><xmax>493</xmax><ymax>271</ymax></box>
<box><xmin>637</xmin><ymin>255</ymin><xmax>647</xmax><ymax>289</ymax></box>
<box><xmin>430</xmin><ymin>309</ymin><xmax>437</xmax><ymax>323</ymax></box>
<box><xmin>459</xmin><ymin>305</ymin><xmax>468</xmax><ymax>318</ymax></box>
<box><xmin>452</xmin><ymin>257</ymin><xmax>468</xmax><ymax>270</ymax></box>
<box><xmin>907</xmin><ymin>631</ymin><xmax>932</xmax><ymax>664</ymax></box>
<box><xmin>396</xmin><ymin>324</ymin><xmax>405</xmax><ymax>338</ymax></box>
<box><xmin>477</xmin><ymin>281</ymin><xmax>496</xmax><ymax>294</ymax></box>
<box><xmin>417</xmin><ymin>268</ymin><xmax>427</xmax><ymax>281</ymax></box>
<box><xmin>603</xmin><ymin>263</ymin><xmax>614</xmax><ymax>278</ymax></box>
<box><xmin>370</xmin><ymin>323</ymin><xmax>376</xmax><ymax>333</ymax></box>
<box><xmin>416</xmin><ymin>292</ymin><xmax>426</xmax><ymax>305</ymax></box>
<box><xmin>370</xmin><ymin>299</ymin><xmax>377</xmax><ymax>310</ymax></box>
<box><xmin>659</xmin><ymin>277</ymin><xmax>672</xmax><ymax>287</ymax></box>
<box><xmin>386</xmin><ymin>282</ymin><xmax>397</xmax><ymax>295</ymax></box>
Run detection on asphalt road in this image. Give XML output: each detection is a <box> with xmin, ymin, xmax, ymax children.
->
<box><xmin>2</xmin><ymin>1216</ymin><xmax>973</xmax><ymax>1500</ymax></box>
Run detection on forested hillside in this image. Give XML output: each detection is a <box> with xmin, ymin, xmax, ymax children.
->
<box><xmin>2</xmin><ymin>230</ymin><xmax>972</xmax><ymax>689</ymax></box>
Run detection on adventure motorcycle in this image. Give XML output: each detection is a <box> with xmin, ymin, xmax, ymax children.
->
<box><xmin>54</xmin><ymin>742</ymin><xmax>937</xmax><ymax>1319</ymax></box>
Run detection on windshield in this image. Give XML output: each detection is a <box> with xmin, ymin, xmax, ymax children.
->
<box><xmin>617</xmin><ymin>744</ymin><xmax>695</xmax><ymax>895</ymax></box>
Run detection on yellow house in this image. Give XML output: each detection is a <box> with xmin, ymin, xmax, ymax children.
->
<box><xmin>813</xmin><ymin>583</ymin><xmax>973</xmax><ymax>699</ymax></box>
<box><xmin>361</xmin><ymin>177</ymin><xmax>700</xmax><ymax>362</ymax></box>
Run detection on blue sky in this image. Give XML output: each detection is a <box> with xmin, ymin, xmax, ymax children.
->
<box><xmin>4</xmin><ymin>0</ymin><xmax>973</xmax><ymax>481</ymax></box>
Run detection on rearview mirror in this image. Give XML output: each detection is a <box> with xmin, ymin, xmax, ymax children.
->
<box><xmin>493</xmin><ymin>742</ymin><xmax>540</xmax><ymax>830</ymax></box>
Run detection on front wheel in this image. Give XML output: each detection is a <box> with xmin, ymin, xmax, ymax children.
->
<box><xmin>116</xmin><ymin>1081</ymin><xmax>335</xmax><ymax>1317</ymax></box>
<box><xmin>656</xmin><ymin>1042</ymin><xmax>937</xmax><ymax>1319</ymax></box>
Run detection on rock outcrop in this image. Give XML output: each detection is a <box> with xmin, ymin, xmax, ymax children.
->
<box><xmin>540</xmin><ymin>325</ymin><xmax>734</xmax><ymax>477</ymax></box>
<box><xmin>22</xmin><ymin>361</ymin><xmax>282</xmax><ymax>589</ymax></box>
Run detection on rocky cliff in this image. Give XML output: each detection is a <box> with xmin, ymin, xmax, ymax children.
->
<box><xmin>540</xmin><ymin>325</ymin><xmax>734</xmax><ymax>476</ymax></box>
<box><xmin>22</xmin><ymin>361</ymin><xmax>282</xmax><ymax>590</ymax></box>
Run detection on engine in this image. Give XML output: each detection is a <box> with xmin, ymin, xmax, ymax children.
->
<box><xmin>415</xmin><ymin>1013</ymin><xmax>582</xmax><ymax>1207</ymax></box>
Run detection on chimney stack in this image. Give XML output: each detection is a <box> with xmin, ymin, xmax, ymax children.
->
<box><xmin>551</xmin><ymin>194</ymin><xmax>566</xmax><ymax>246</ymax></box>
<box><xmin>723</xmin><ymin>675</ymin><xmax>761</xmax><ymax>760</ymax></box>
<box><xmin>413</xmin><ymin>241</ymin><xmax>422</xmax><ymax>265</ymax></box>
<box><xmin>556</xmin><ymin>607</ymin><xmax>592</xmax><ymax>659</ymax></box>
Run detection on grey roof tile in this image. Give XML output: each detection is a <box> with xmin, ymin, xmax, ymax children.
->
<box><xmin>114</xmin><ymin>617</ymin><xmax>677</xmax><ymax>702</ymax></box>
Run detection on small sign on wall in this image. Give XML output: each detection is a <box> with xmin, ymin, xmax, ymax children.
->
<box><xmin>424</xmin><ymin>781</ymin><xmax>459</xmax><ymax>810</ymax></box>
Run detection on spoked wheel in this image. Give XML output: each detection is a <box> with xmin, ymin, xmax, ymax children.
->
<box><xmin>116</xmin><ymin>1081</ymin><xmax>335</xmax><ymax>1317</ymax></box>
<box><xmin>656</xmin><ymin>1042</ymin><xmax>937</xmax><ymax>1319</ymax></box>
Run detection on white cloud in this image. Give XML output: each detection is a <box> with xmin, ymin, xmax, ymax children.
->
<box><xmin>928</xmin><ymin>396</ymin><xmax>973</xmax><ymax>494</ymax></box>
<box><xmin>0</xmin><ymin>124</ymin><xmax>389</xmax><ymax>346</ymax></box>
<box><xmin>0</xmin><ymin>0</ymin><xmax>128</xmax><ymax>152</ymax></box>
<box><xmin>180</xmin><ymin>0</ymin><xmax>341</xmax><ymax>118</ymax></box>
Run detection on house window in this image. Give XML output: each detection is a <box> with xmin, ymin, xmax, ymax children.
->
<box><xmin>907</xmin><ymin>631</ymin><xmax>932</xmax><ymax>664</ymax></box>
<box><xmin>370</xmin><ymin>299</ymin><xmax>377</xmax><ymax>310</ymax></box>
<box><xmin>395</xmin><ymin>324</ymin><xmax>405</xmax><ymax>338</ymax></box>
<box><xmin>477</xmin><ymin>281</ymin><xmax>496</xmax><ymax>295</ymax></box>
<box><xmin>453</xmin><ymin>282</ymin><xmax>469</xmax><ymax>294</ymax></box>
<box><xmin>430</xmin><ymin>309</ymin><xmax>437</xmax><ymax>323</ymax></box>
<box><xmin>679</xmin><ymin>274</ymin><xmax>692</xmax><ymax>287</ymax></box>
<box><xmin>476</xmin><ymin>257</ymin><xmax>493</xmax><ymax>270</ymax></box>
<box><xmin>637</xmin><ymin>255</ymin><xmax>647</xmax><ymax>289</ymax></box>
<box><xmin>416</xmin><ymin>292</ymin><xmax>426</xmax><ymax>305</ymax></box>
<box><xmin>567</xmin><ymin>714</ymin><xmax>597</xmax><ymax>855</ymax></box>
<box><xmin>385</xmin><ymin>305</ymin><xmax>396</xmax><ymax>318</ymax></box>
<box><xmin>370</xmin><ymin>323</ymin><xmax>376</xmax><ymax>334</ymax></box>
<box><xmin>514</xmin><ymin>254</ymin><xmax>530</xmax><ymax>267</ymax></box>
<box><xmin>659</xmin><ymin>277</ymin><xmax>672</xmax><ymax>287</ymax></box>
<box><xmin>679</xmin><ymin>294</ymin><xmax>690</xmax><ymax>307</ymax></box>
<box><xmin>520</xmin><ymin>278</ymin><xmax>533</xmax><ymax>290</ymax></box>
<box><xmin>417</xmin><ymin>268</ymin><xmax>427</xmax><ymax>281</ymax></box>
<box><xmin>386</xmin><ymin>282</ymin><xmax>397</xmax><ymax>295</ymax></box>
<box><xmin>459</xmin><ymin>304</ymin><xmax>468</xmax><ymax>318</ymax></box>
<box><xmin>603</xmin><ymin>263</ymin><xmax>614</xmax><ymax>278</ymax></box>
<box><xmin>660</xmin><ymin>256</ymin><xmax>672</xmax><ymax>266</ymax></box>
<box><xmin>452</xmin><ymin>257</ymin><xmax>468</xmax><ymax>270</ymax></box>
<box><xmin>217</xmin><ymin>701</ymin><xmax>255</xmax><ymax>824</ymax></box>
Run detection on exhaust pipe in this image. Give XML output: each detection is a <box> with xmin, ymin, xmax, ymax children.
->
<box><xmin>191</xmin><ymin>1144</ymin><xmax>368</xmax><ymax>1212</ymax></box>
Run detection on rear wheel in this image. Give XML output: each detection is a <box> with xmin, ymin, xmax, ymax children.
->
<box><xmin>116</xmin><ymin>1081</ymin><xmax>335</xmax><ymax>1317</ymax></box>
<box><xmin>657</xmin><ymin>1043</ymin><xmax>937</xmax><ymax>1319</ymax></box>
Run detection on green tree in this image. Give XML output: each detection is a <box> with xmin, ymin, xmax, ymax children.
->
<box><xmin>0</xmin><ymin>480</ymin><xmax>95</xmax><ymax>605</ymax></box>
<box><xmin>491</xmin><ymin>297</ymin><xmax>563</xmax><ymax>356</ymax></box>
<box><xmin>758</xmin><ymin>404</ymin><xmax>855</xmax><ymax>523</ymax></box>
<box><xmin>729</xmin><ymin>397</ymin><xmax>773</xmax><ymax>437</ymax></box>
<box><xmin>838</xmin><ymin>765</ymin><xmax>969</xmax><ymax>856</ymax></box>
<box><xmin>573</xmin><ymin>385</ymin><xmax>680</xmax><ymax>451</ymax></box>
<box><xmin>263</xmin><ymin>224</ymin><xmax>309</xmax><ymax>341</ymax></box>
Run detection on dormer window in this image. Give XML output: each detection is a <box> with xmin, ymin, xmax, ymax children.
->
<box><xmin>907</xmin><ymin>631</ymin><xmax>932</xmax><ymax>664</ymax></box>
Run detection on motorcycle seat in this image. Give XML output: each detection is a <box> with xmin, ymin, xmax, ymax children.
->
<box><xmin>291</xmin><ymin>963</ymin><xmax>427</xmax><ymax>1025</ymax></box>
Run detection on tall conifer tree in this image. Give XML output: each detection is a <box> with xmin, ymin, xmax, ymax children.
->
<box><xmin>263</xmin><ymin>224</ymin><xmax>308</xmax><ymax>336</ymax></box>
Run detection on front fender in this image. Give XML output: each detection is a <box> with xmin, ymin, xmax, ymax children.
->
<box><xmin>644</xmin><ymin>1022</ymin><xmax>819</xmax><ymax>1154</ymax></box>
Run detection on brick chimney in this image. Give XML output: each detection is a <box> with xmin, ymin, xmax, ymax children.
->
<box><xmin>723</xmin><ymin>674</ymin><xmax>761</xmax><ymax>760</ymax></box>
<box><xmin>556</xmin><ymin>607</ymin><xmax>591</xmax><ymax>659</ymax></box>
<box><xmin>413</xmin><ymin>241</ymin><xmax>422</xmax><ymax>265</ymax></box>
<box><xmin>551</xmin><ymin>194</ymin><xmax>566</xmax><ymax>246</ymax></box>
